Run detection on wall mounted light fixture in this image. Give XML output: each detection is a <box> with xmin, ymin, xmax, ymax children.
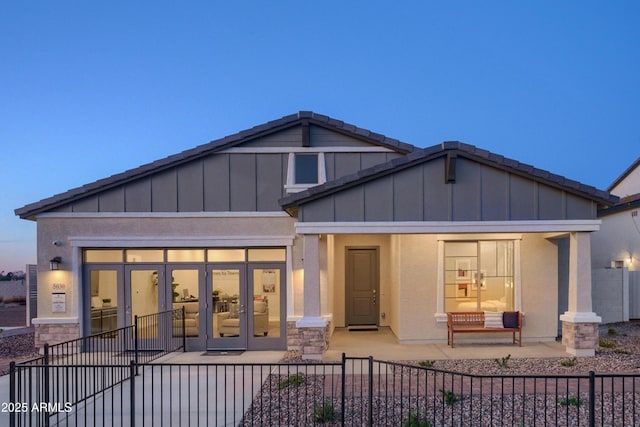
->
<box><xmin>49</xmin><ymin>256</ymin><xmax>62</xmax><ymax>271</ymax></box>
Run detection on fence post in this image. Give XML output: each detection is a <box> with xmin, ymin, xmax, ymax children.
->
<box><xmin>9</xmin><ymin>362</ymin><xmax>15</xmax><ymax>427</ymax></box>
<box><xmin>181</xmin><ymin>305</ymin><xmax>186</xmax><ymax>352</ymax></box>
<box><xmin>589</xmin><ymin>371</ymin><xmax>595</xmax><ymax>427</ymax></box>
<box><xmin>341</xmin><ymin>353</ymin><xmax>346</xmax><ymax>427</ymax></box>
<box><xmin>134</xmin><ymin>315</ymin><xmax>139</xmax><ymax>375</ymax></box>
<box><xmin>368</xmin><ymin>356</ymin><xmax>374</xmax><ymax>427</ymax></box>
<box><xmin>43</xmin><ymin>343</ymin><xmax>50</xmax><ymax>427</ymax></box>
<box><xmin>130</xmin><ymin>360</ymin><xmax>136</xmax><ymax>427</ymax></box>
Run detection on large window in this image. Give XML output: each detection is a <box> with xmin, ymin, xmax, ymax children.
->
<box><xmin>444</xmin><ymin>241</ymin><xmax>514</xmax><ymax>312</ymax></box>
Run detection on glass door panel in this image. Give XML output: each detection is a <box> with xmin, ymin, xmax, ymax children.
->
<box><xmin>208</xmin><ymin>266</ymin><xmax>246</xmax><ymax>349</ymax></box>
<box><xmin>83</xmin><ymin>265</ymin><xmax>123</xmax><ymax>339</ymax></box>
<box><xmin>89</xmin><ymin>270</ymin><xmax>119</xmax><ymax>334</ymax></box>
<box><xmin>169</xmin><ymin>266</ymin><xmax>204</xmax><ymax>349</ymax></box>
<box><xmin>248</xmin><ymin>264</ymin><xmax>286</xmax><ymax>350</ymax></box>
<box><xmin>125</xmin><ymin>266</ymin><xmax>163</xmax><ymax>350</ymax></box>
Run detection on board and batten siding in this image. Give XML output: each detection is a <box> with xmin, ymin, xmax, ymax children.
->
<box><xmin>49</xmin><ymin>136</ymin><xmax>405</xmax><ymax>214</ymax></box>
<box><xmin>298</xmin><ymin>157</ymin><xmax>598</xmax><ymax>222</ymax></box>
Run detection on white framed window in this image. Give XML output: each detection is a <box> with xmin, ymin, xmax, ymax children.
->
<box><xmin>285</xmin><ymin>152</ymin><xmax>326</xmax><ymax>193</ymax></box>
<box><xmin>436</xmin><ymin>236</ymin><xmax>521</xmax><ymax>321</ymax></box>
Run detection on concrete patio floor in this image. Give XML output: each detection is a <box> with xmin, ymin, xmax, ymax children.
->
<box><xmin>163</xmin><ymin>326</ymin><xmax>569</xmax><ymax>364</ymax></box>
<box><xmin>323</xmin><ymin>326</ymin><xmax>569</xmax><ymax>362</ymax></box>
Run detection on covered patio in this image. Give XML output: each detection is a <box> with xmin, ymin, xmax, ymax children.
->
<box><xmin>280</xmin><ymin>144</ymin><xmax>619</xmax><ymax>359</ymax></box>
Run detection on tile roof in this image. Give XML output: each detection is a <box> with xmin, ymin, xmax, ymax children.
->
<box><xmin>598</xmin><ymin>192</ymin><xmax>640</xmax><ymax>217</ymax></box>
<box><xmin>15</xmin><ymin>112</ymin><xmax>415</xmax><ymax>219</ymax></box>
<box><xmin>280</xmin><ymin>141</ymin><xmax>620</xmax><ymax>209</ymax></box>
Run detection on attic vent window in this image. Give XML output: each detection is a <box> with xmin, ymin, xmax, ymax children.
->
<box><xmin>285</xmin><ymin>152</ymin><xmax>326</xmax><ymax>193</ymax></box>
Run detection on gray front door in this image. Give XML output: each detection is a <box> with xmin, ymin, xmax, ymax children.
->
<box><xmin>346</xmin><ymin>247</ymin><xmax>379</xmax><ymax>326</ymax></box>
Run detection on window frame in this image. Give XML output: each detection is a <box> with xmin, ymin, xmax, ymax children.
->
<box><xmin>436</xmin><ymin>236</ymin><xmax>521</xmax><ymax>322</ymax></box>
<box><xmin>285</xmin><ymin>152</ymin><xmax>326</xmax><ymax>193</ymax></box>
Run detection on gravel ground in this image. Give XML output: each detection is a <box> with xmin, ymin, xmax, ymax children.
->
<box><xmin>254</xmin><ymin>321</ymin><xmax>640</xmax><ymax>426</ymax></box>
<box><xmin>0</xmin><ymin>329</ymin><xmax>39</xmax><ymax>376</ymax></box>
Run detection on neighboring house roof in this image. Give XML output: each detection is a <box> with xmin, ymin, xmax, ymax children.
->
<box><xmin>15</xmin><ymin>111</ymin><xmax>415</xmax><ymax>220</ymax></box>
<box><xmin>598</xmin><ymin>193</ymin><xmax>640</xmax><ymax>217</ymax></box>
<box><xmin>280</xmin><ymin>141</ymin><xmax>619</xmax><ymax>213</ymax></box>
<box><xmin>608</xmin><ymin>156</ymin><xmax>640</xmax><ymax>193</ymax></box>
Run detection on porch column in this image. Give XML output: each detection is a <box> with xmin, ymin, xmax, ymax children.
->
<box><xmin>560</xmin><ymin>231</ymin><xmax>601</xmax><ymax>356</ymax></box>
<box><xmin>296</xmin><ymin>234</ymin><xmax>329</xmax><ymax>360</ymax></box>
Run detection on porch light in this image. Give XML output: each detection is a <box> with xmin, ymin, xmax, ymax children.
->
<box><xmin>49</xmin><ymin>256</ymin><xmax>62</xmax><ymax>271</ymax></box>
<box><xmin>627</xmin><ymin>256</ymin><xmax>633</xmax><ymax>265</ymax></box>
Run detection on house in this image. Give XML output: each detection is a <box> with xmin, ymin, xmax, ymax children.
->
<box><xmin>15</xmin><ymin>112</ymin><xmax>619</xmax><ymax>358</ymax></box>
<box><xmin>591</xmin><ymin>157</ymin><xmax>640</xmax><ymax>323</ymax></box>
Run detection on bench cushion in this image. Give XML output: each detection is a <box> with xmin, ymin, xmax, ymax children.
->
<box><xmin>503</xmin><ymin>311</ymin><xmax>519</xmax><ymax>328</ymax></box>
<box><xmin>484</xmin><ymin>312</ymin><xmax>504</xmax><ymax>328</ymax></box>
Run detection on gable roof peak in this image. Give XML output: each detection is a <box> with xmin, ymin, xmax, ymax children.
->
<box><xmin>15</xmin><ymin>111</ymin><xmax>417</xmax><ymax>220</ymax></box>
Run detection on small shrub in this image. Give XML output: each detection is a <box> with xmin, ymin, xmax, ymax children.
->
<box><xmin>494</xmin><ymin>354</ymin><xmax>511</xmax><ymax>368</ymax></box>
<box><xmin>607</xmin><ymin>328</ymin><xmax>618</xmax><ymax>337</ymax></box>
<box><xmin>278</xmin><ymin>372</ymin><xmax>304</xmax><ymax>389</ymax></box>
<box><xmin>599</xmin><ymin>339</ymin><xmax>614</xmax><ymax>348</ymax></box>
<box><xmin>439</xmin><ymin>389</ymin><xmax>459</xmax><ymax>405</ymax></box>
<box><xmin>418</xmin><ymin>360</ymin><xmax>435</xmax><ymax>368</ymax></box>
<box><xmin>558</xmin><ymin>396</ymin><xmax>584</xmax><ymax>407</ymax></box>
<box><xmin>614</xmin><ymin>348</ymin><xmax>630</xmax><ymax>355</ymax></box>
<box><xmin>560</xmin><ymin>357</ymin><xmax>577</xmax><ymax>367</ymax></box>
<box><xmin>403</xmin><ymin>412</ymin><xmax>433</xmax><ymax>427</ymax></box>
<box><xmin>313</xmin><ymin>400</ymin><xmax>337</xmax><ymax>423</ymax></box>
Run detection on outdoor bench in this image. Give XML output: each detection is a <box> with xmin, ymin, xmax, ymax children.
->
<box><xmin>447</xmin><ymin>311</ymin><xmax>522</xmax><ymax>348</ymax></box>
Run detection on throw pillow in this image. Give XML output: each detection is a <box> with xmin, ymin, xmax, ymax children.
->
<box><xmin>503</xmin><ymin>311</ymin><xmax>519</xmax><ymax>328</ymax></box>
<box><xmin>484</xmin><ymin>311</ymin><xmax>504</xmax><ymax>328</ymax></box>
<box><xmin>229</xmin><ymin>303</ymin><xmax>239</xmax><ymax>319</ymax></box>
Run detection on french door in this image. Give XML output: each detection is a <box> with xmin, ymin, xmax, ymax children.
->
<box><xmin>124</xmin><ymin>264</ymin><xmax>205</xmax><ymax>350</ymax></box>
<box><xmin>207</xmin><ymin>263</ymin><xmax>285</xmax><ymax>351</ymax></box>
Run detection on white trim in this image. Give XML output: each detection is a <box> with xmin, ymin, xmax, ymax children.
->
<box><xmin>437</xmin><ymin>233</ymin><xmax>523</xmax><ymax>241</ymax></box>
<box><xmin>32</xmin><ymin>317</ymin><xmax>79</xmax><ymax>324</ymax></box>
<box><xmin>221</xmin><ymin>147</ymin><xmax>394</xmax><ymax>154</ymax></box>
<box><xmin>68</xmin><ymin>235</ymin><xmax>295</xmax><ymax>248</ymax></box>
<box><xmin>559</xmin><ymin>311</ymin><xmax>602</xmax><ymax>323</ymax></box>
<box><xmin>296</xmin><ymin>316</ymin><xmax>329</xmax><ymax>328</ymax></box>
<box><xmin>37</xmin><ymin>211</ymin><xmax>290</xmax><ymax>219</ymax></box>
<box><xmin>296</xmin><ymin>220</ymin><xmax>601</xmax><ymax>234</ymax></box>
<box><xmin>436</xmin><ymin>240</ymin><xmax>445</xmax><ymax>315</ymax></box>
<box><xmin>514</xmin><ymin>239</ymin><xmax>522</xmax><ymax>311</ymax></box>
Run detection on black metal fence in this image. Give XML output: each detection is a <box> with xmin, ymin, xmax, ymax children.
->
<box><xmin>20</xmin><ymin>308</ymin><xmax>186</xmax><ymax>367</ymax></box>
<box><xmin>9</xmin><ymin>352</ymin><xmax>640</xmax><ymax>426</ymax></box>
<box><xmin>9</xmin><ymin>308</ymin><xmax>185</xmax><ymax>426</ymax></box>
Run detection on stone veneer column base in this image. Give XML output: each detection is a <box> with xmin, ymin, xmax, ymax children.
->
<box><xmin>33</xmin><ymin>321</ymin><xmax>81</xmax><ymax>352</ymax></box>
<box><xmin>561</xmin><ymin>318</ymin><xmax>600</xmax><ymax>357</ymax></box>
<box><xmin>288</xmin><ymin>318</ymin><xmax>332</xmax><ymax>360</ymax></box>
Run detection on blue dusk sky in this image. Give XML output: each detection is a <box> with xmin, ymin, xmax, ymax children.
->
<box><xmin>1</xmin><ymin>1</ymin><xmax>639</xmax><ymax>272</ymax></box>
